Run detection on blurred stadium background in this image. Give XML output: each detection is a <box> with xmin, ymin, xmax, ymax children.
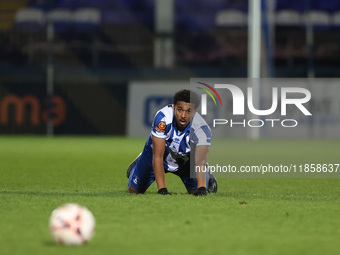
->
<box><xmin>0</xmin><ymin>0</ymin><xmax>340</xmax><ymax>136</ymax></box>
<box><xmin>1</xmin><ymin>3</ymin><xmax>340</xmax><ymax>254</ymax></box>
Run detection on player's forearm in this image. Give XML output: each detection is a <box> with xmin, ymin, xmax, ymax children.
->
<box><xmin>153</xmin><ymin>156</ymin><xmax>166</xmax><ymax>190</ymax></box>
<box><xmin>195</xmin><ymin>145</ymin><xmax>210</xmax><ymax>189</ymax></box>
<box><xmin>196</xmin><ymin>161</ymin><xmax>206</xmax><ymax>188</ymax></box>
<box><xmin>197</xmin><ymin>177</ymin><xmax>206</xmax><ymax>188</ymax></box>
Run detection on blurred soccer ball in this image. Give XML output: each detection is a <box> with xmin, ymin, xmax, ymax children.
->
<box><xmin>49</xmin><ymin>203</ymin><xmax>95</xmax><ymax>245</ymax></box>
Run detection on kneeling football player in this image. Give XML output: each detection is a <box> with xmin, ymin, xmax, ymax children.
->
<box><xmin>126</xmin><ymin>89</ymin><xmax>217</xmax><ymax>196</ymax></box>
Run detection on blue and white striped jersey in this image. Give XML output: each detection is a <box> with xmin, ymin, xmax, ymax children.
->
<box><xmin>144</xmin><ymin>104</ymin><xmax>211</xmax><ymax>172</ymax></box>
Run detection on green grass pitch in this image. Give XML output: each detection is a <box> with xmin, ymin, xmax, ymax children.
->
<box><xmin>1</xmin><ymin>136</ymin><xmax>340</xmax><ymax>255</ymax></box>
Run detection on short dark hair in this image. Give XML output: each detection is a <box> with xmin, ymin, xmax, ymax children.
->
<box><xmin>173</xmin><ymin>89</ymin><xmax>200</xmax><ymax>109</ymax></box>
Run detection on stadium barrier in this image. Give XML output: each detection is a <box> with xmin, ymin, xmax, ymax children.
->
<box><xmin>0</xmin><ymin>81</ymin><xmax>127</xmax><ymax>134</ymax></box>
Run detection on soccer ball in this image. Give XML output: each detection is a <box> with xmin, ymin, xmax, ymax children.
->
<box><xmin>49</xmin><ymin>203</ymin><xmax>95</xmax><ymax>245</ymax></box>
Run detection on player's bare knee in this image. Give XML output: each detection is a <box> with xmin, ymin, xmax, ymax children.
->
<box><xmin>187</xmin><ymin>188</ymin><xmax>197</xmax><ymax>195</ymax></box>
<box><xmin>128</xmin><ymin>184</ymin><xmax>141</xmax><ymax>194</ymax></box>
<box><xmin>128</xmin><ymin>184</ymin><xmax>137</xmax><ymax>194</ymax></box>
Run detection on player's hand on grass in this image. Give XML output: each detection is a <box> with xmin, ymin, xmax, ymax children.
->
<box><xmin>194</xmin><ymin>187</ymin><xmax>207</xmax><ymax>196</ymax></box>
<box><xmin>158</xmin><ymin>188</ymin><xmax>171</xmax><ymax>195</ymax></box>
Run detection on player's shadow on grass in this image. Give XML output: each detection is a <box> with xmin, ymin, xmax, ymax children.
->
<box><xmin>0</xmin><ymin>189</ymin><xmax>129</xmax><ymax>197</ymax></box>
<box><xmin>0</xmin><ymin>189</ymin><xmax>215</xmax><ymax>196</ymax></box>
<box><xmin>42</xmin><ymin>240</ymin><xmax>58</xmax><ymax>247</ymax></box>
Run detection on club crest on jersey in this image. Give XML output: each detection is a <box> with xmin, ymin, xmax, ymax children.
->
<box><xmin>173</xmin><ymin>138</ymin><xmax>180</xmax><ymax>144</ymax></box>
<box><xmin>155</xmin><ymin>121</ymin><xmax>166</xmax><ymax>132</ymax></box>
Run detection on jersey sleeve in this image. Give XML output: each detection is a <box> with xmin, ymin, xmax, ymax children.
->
<box><xmin>151</xmin><ymin>110</ymin><xmax>171</xmax><ymax>139</ymax></box>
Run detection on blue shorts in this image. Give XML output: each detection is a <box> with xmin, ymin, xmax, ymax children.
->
<box><xmin>128</xmin><ymin>149</ymin><xmax>209</xmax><ymax>193</ymax></box>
